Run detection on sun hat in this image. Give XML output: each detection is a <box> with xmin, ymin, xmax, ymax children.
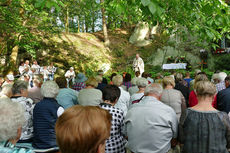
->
<box><xmin>6</xmin><ymin>74</ymin><xmax>14</xmax><ymax>81</ymax></box>
<box><xmin>75</xmin><ymin>73</ymin><xmax>87</xmax><ymax>83</ymax></box>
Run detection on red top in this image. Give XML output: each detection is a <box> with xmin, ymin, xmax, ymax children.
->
<box><xmin>189</xmin><ymin>90</ymin><xmax>217</xmax><ymax>108</ymax></box>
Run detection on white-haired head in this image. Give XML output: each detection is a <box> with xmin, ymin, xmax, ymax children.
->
<box><xmin>41</xmin><ymin>81</ymin><xmax>59</xmax><ymax>98</ymax></box>
<box><xmin>144</xmin><ymin>83</ymin><xmax>163</xmax><ymax>97</ymax></box>
<box><xmin>218</xmin><ymin>72</ymin><xmax>227</xmax><ymax>82</ymax></box>
<box><xmin>0</xmin><ymin>98</ymin><xmax>25</xmax><ymax>141</ymax></box>
<box><xmin>136</xmin><ymin>77</ymin><xmax>148</xmax><ymax>88</ymax></box>
<box><xmin>0</xmin><ymin>84</ymin><xmax>13</xmax><ymax>98</ymax></box>
<box><xmin>112</xmin><ymin>75</ymin><xmax>123</xmax><ymax>87</ymax></box>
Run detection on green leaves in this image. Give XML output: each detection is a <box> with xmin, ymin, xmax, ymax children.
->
<box><xmin>148</xmin><ymin>2</ymin><xmax>156</xmax><ymax>14</ymax></box>
<box><xmin>141</xmin><ymin>0</ymin><xmax>150</xmax><ymax>6</ymax></box>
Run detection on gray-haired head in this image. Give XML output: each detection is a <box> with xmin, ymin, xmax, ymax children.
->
<box><xmin>41</xmin><ymin>81</ymin><xmax>59</xmax><ymax>98</ymax></box>
<box><xmin>136</xmin><ymin>77</ymin><xmax>148</xmax><ymax>88</ymax></box>
<box><xmin>131</xmin><ymin>77</ymin><xmax>139</xmax><ymax>86</ymax></box>
<box><xmin>145</xmin><ymin>83</ymin><xmax>163</xmax><ymax>97</ymax></box>
<box><xmin>0</xmin><ymin>98</ymin><xmax>25</xmax><ymax>141</ymax></box>
<box><xmin>112</xmin><ymin>75</ymin><xmax>123</xmax><ymax>87</ymax></box>
<box><xmin>12</xmin><ymin>80</ymin><xmax>28</xmax><ymax>95</ymax></box>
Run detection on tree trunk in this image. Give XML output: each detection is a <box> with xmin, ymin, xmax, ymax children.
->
<box><xmin>92</xmin><ymin>11</ymin><xmax>95</xmax><ymax>33</ymax></box>
<box><xmin>100</xmin><ymin>0</ymin><xmax>110</xmax><ymax>46</ymax></box>
<box><xmin>77</xmin><ymin>15</ymin><xmax>80</xmax><ymax>33</ymax></box>
<box><xmin>65</xmin><ymin>7</ymin><xmax>69</xmax><ymax>33</ymax></box>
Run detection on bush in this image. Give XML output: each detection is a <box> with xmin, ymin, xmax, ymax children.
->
<box><xmin>215</xmin><ymin>54</ymin><xmax>230</xmax><ymax>71</ymax></box>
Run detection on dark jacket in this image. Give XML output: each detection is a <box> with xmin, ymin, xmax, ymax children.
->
<box><xmin>217</xmin><ymin>86</ymin><xmax>230</xmax><ymax>114</ymax></box>
<box><xmin>175</xmin><ymin>82</ymin><xmax>190</xmax><ymax>107</ymax></box>
<box><xmin>32</xmin><ymin>98</ymin><xmax>62</xmax><ymax>149</ymax></box>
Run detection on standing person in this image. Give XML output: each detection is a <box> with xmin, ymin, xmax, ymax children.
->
<box><xmin>24</xmin><ymin>60</ymin><xmax>30</xmax><ymax>68</ymax></box>
<box><xmin>179</xmin><ymin>81</ymin><xmax>230</xmax><ymax>153</ymax></box>
<box><xmin>48</xmin><ymin>62</ymin><xmax>56</xmax><ymax>81</ymax></box>
<box><xmin>124</xmin><ymin>83</ymin><xmax>178</xmax><ymax>153</ymax></box>
<box><xmin>41</xmin><ymin>66</ymin><xmax>50</xmax><ymax>82</ymax></box>
<box><xmin>133</xmin><ymin>53</ymin><xmax>144</xmax><ymax>75</ymax></box>
<box><xmin>65</xmin><ymin>67</ymin><xmax>75</xmax><ymax>86</ymax></box>
<box><xmin>100</xmin><ymin>85</ymin><xmax>127</xmax><ymax>153</ymax></box>
<box><xmin>217</xmin><ymin>75</ymin><xmax>230</xmax><ymax>114</ymax></box>
<box><xmin>31</xmin><ymin>60</ymin><xmax>41</xmax><ymax>74</ymax></box>
<box><xmin>19</xmin><ymin>61</ymin><xmax>25</xmax><ymax>75</ymax></box>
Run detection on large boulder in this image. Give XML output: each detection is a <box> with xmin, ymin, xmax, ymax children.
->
<box><xmin>129</xmin><ymin>22</ymin><xmax>152</xmax><ymax>46</ymax></box>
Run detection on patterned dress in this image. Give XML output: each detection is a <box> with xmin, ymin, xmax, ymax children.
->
<box><xmin>0</xmin><ymin>141</ymin><xmax>34</xmax><ymax>153</ymax></box>
<box><xmin>11</xmin><ymin>96</ymin><xmax>34</xmax><ymax>141</ymax></box>
<box><xmin>100</xmin><ymin>103</ymin><xmax>127</xmax><ymax>153</ymax></box>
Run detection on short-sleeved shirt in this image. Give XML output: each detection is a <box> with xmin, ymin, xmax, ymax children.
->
<box><xmin>179</xmin><ymin>108</ymin><xmax>230</xmax><ymax>153</ymax></box>
<box><xmin>100</xmin><ymin>103</ymin><xmax>127</xmax><ymax>153</ymax></box>
<box><xmin>11</xmin><ymin>96</ymin><xmax>35</xmax><ymax>141</ymax></box>
<box><xmin>124</xmin><ymin>96</ymin><xmax>178</xmax><ymax>153</ymax></box>
<box><xmin>0</xmin><ymin>141</ymin><xmax>34</xmax><ymax>153</ymax></box>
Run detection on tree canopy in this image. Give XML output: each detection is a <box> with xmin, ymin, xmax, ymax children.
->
<box><xmin>0</xmin><ymin>0</ymin><xmax>230</xmax><ymax>73</ymax></box>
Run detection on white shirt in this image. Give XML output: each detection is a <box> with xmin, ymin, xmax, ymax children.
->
<box><xmin>31</xmin><ymin>64</ymin><xmax>41</xmax><ymax>74</ymax></box>
<box><xmin>114</xmin><ymin>87</ymin><xmax>130</xmax><ymax>116</ymax></box>
<box><xmin>19</xmin><ymin>66</ymin><xmax>25</xmax><ymax>75</ymax></box>
<box><xmin>48</xmin><ymin>66</ymin><xmax>56</xmax><ymax>74</ymax></box>
<box><xmin>129</xmin><ymin>92</ymin><xmax>144</xmax><ymax>107</ymax></box>
<box><xmin>41</xmin><ymin>69</ymin><xmax>50</xmax><ymax>79</ymax></box>
<box><xmin>65</xmin><ymin>70</ymin><xmax>75</xmax><ymax>78</ymax></box>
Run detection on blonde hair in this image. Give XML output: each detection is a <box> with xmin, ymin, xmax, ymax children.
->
<box><xmin>56</xmin><ymin>106</ymin><xmax>112</xmax><ymax>153</ymax></box>
<box><xmin>86</xmin><ymin>77</ymin><xmax>98</xmax><ymax>88</ymax></box>
<box><xmin>95</xmin><ymin>75</ymin><xmax>103</xmax><ymax>83</ymax></box>
<box><xmin>163</xmin><ymin>76</ymin><xmax>175</xmax><ymax>88</ymax></box>
<box><xmin>112</xmin><ymin>75</ymin><xmax>123</xmax><ymax>86</ymax></box>
<box><xmin>195</xmin><ymin>81</ymin><xmax>216</xmax><ymax>97</ymax></box>
<box><xmin>194</xmin><ymin>74</ymin><xmax>208</xmax><ymax>88</ymax></box>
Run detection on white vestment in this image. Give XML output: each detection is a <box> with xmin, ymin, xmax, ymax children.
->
<box><xmin>133</xmin><ymin>57</ymin><xmax>144</xmax><ymax>75</ymax></box>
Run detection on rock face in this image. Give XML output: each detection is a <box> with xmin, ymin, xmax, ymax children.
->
<box><xmin>147</xmin><ymin>46</ymin><xmax>202</xmax><ymax>69</ymax></box>
<box><xmin>129</xmin><ymin>22</ymin><xmax>152</xmax><ymax>47</ymax></box>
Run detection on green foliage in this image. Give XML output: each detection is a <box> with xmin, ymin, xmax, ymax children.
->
<box><xmin>214</xmin><ymin>54</ymin><xmax>230</xmax><ymax>71</ymax></box>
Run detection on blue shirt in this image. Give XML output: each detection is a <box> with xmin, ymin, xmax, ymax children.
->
<box><xmin>56</xmin><ymin>88</ymin><xmax>78</xmax><ymax>109</ymax></box>
<box><xmin>0</xmin><ymin>141</ymin><xmax>34</xmax><ymax>153</ymax></box>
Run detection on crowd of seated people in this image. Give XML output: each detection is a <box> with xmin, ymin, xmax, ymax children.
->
<box><xmin>1</xmin><ymin>67</ymin><xmax>230</xmax><ymax>153</ymax></box>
